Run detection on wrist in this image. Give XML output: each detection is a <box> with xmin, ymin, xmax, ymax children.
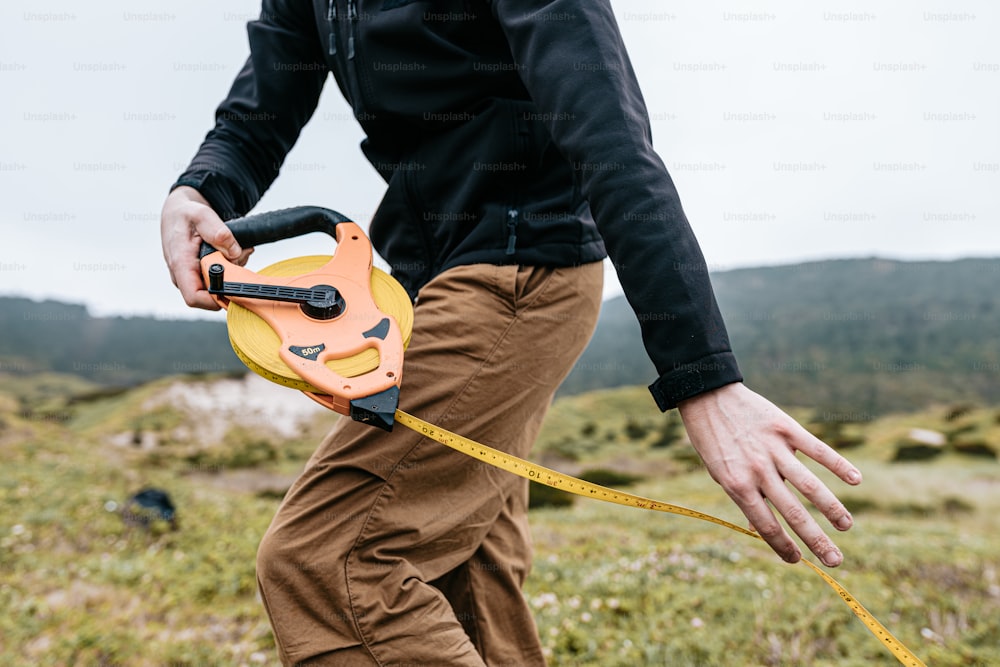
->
<box><xmin>677</xmin><ymin>381</ymin><xmax>743</xmax><ymax>419</ymax></box>
<box><xmin>167</xmin><ymin>184</ymin><xmax>209</xmax><ymax>205</ymax></box>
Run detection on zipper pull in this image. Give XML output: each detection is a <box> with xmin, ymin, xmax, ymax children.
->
<box><xmin>505</xmin><ymin>208</ymin><xmax>519</xmax><ymax>255</ymax></box>
<box><xmin>347</xmin><ymin>0</ymin><xmax>358</xmax><ymax>60</ymax></box>
<box><xmin>327</xmin><ymin>0</ymin><xmax>338</xmax><ymax>56</ymax></box>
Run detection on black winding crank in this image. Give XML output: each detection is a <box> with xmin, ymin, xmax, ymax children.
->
<box><xmin>207</xmin><ymin>263</ymin><xmax>347</xmax><ymax>321</ymax></box>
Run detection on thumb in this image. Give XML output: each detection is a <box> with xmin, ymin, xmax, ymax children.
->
<box><xmin>196</xmin><ymin>215</ymin><xmax>242</xmax><ymax>260</ymax></box>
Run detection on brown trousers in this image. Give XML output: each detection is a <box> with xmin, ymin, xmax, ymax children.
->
<box><xmin>256</xmin><ymin>262</ymin><xmax>604</xmax><ymax>666</ymax></box>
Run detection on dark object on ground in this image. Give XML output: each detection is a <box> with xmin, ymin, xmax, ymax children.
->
<box><xmin>122</xmin><ymin>487</ymin><xmax>178</xmax><ymax>530</ymax></box>
<box><xmin>952</xmin><ymin>441</ymin><xmax>998</xmax><ymax>460</ymax></box>
<box><xmin>891</xmin><ymin>444</ymin><xmax>945</xmax><ymax>463</ymax></box>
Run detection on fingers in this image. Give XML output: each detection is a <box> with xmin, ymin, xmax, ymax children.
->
<box><xmin>793</xmin><ymin>427</ymin><xmax>863</xmax><ymax>486</ymax></box>
<box><xmin>763</xmin><ymin>471</ymin><xmax>846</xmax><ymax>567</ymax></box>
<box><xmin>173</xmin><ymin>260</ymin><xmax>222</xmax><ymax>311</ymax></box>
<box><xmin>773</xmin><ymin>422</ymin><xmax>860</xmax><ymax>566</ymax></box>
<box><xmin>742</xmin><ymin>445</ymin><xmax>855</xmax><ymax>566</ymax></box>
<box><xmin>777</xmin><ymin>456</ymin><xmax>854</xmax><ymax>532</ymax></box>
<box><xmin>727</xmin><ymin>486</ymin><xmax>802</xmax><ymax>564</ymax></box>
<box><xmin>761</xmin><ymin>425</ymin><xmax>857</xmax><ymax>566</ymax></box>
<box><xmin>161</xmin><ymin>189</ymin><xmax>243</xmax><ymax>310</ymax></box>
<box><xmin>233</xmin><ymin>246</ymin><xmax>255</xmax><ymax>267</ymax></box>
<box><xmin>193</xmin><ymin>208</ymin><xmax>242</xmax><ymax>261</ymax></box>
<box><xmin>728</xmin><ymin>470</ymin><xmax>848</xmax><ymax>567</ymax></box>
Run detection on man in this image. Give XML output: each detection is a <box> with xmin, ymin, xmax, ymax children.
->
<box><xmin>160</xmin><ymin>1</ymin><xmax>863</xmax><ymax>664</ymax></box>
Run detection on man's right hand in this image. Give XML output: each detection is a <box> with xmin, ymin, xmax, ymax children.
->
<box><xmin>160</xmin><ymin>186</ymin><xmax>253</xmax><ymax>310</ymax></box>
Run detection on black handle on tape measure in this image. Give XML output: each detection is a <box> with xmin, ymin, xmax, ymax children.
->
<box><xmin>198</xmin><ymin>206</ymin><xmax>353</xmax><ymax>259</ymax></box>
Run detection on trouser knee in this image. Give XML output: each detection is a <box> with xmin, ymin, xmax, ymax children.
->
<box><xmin>257</xmin><ymin>526</ymin><xmax>346</xmax><ymax>602</ymax></box>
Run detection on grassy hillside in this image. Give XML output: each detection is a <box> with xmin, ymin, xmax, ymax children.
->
<box><xmin>1</xmin><ymin>377</ymin><xmax>998</xmax><ymax>665</ymax></box>
<box><xmin>3</xmin><ymin>256</ymin><xmax>999</xmax><ymax>416</ymax></box>
<box><xmin>561</xmin><ymin>257</ymin><xmax>1000</xmax><ymax>415</ymax></box>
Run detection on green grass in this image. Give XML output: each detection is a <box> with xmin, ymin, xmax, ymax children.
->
<box><xmin>1</xmin><ymin>381</ymin><xmax>998</xmax><ymax>665</ymax></box>
<box><xmin>527</xmin><ymin>460</ymin><xmax>1000</xmax><ymax>666</ymax></box>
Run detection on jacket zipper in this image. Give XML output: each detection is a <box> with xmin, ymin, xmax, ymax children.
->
<box><xmin>347</xmin><ymin>0</ymin><xmax>358</xmax><ymax>60</ymax></box>
<box><xmin>324</xmin><ymin>0</ymin><xmax>360</xmax><ymax>61</ymax></box>
<box><xmin>326</xmin><ymin>0</ymin><xmax>338</xmax><ymax>55</ymax></box>
<box><xmin>505</xmin><ymin>208</ymin><xmax>519</xmax><ymax>255</ymax></box>
<box><xmin>328</xmin><ymin>0</ymin><xmax>366</xmax><ymax>110</ymax></box>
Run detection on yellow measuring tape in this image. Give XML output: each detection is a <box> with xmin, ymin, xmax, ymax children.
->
<box><xmin>393</xmin><ymin>410</ymin><xmax>928</xmax><ymax>667</ymax></box>
<box><xmin>226</xmin><ymin>254</ymin><xmax>926</xmax><ymax>666</ymax></box>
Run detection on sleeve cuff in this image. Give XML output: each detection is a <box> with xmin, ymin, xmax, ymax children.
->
<box><xmin>648</xmin><ymin>351</ymin><xmax>743</xmax><ymax>411</ymax></box>
<box><xmin>170</xmin><ymin>170</ymin><xmax>250</xmax><ymax>221</ymax></box>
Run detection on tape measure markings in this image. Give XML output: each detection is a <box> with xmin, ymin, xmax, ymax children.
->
<box><xmin>394</xmin><ymin>409</ymin><xmax>927</xmax><ymax>667</ymax></box>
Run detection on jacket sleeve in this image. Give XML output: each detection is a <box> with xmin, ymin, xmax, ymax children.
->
<box><xmin>489</xmin><ymin>0</ymin><xmax>743</xmax><ymax>410</ymax></box>
<box><xmin>172</xmin><ymin>0</ymin><xmax>328</xmax><ymax>219</ymax></box>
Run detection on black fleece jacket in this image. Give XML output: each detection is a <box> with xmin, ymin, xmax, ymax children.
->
<box><xmin>173</xmin><ymin>0</ymin><xmax>743</xmax><ymax>410</ymax></box>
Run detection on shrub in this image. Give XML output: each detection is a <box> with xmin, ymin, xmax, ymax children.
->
<box><xmin>577</xmin><ymin>468</ymin><xmax>644</xmax><ymax>488</ymax></box>
<box><xmin>951</xmin><ymin>441</ymin><xmax>997</xmax><ymax>460</ymax></box>
<box><xmin>891</xmin><ymin>443</ymin><xmax>944</xmax><ymax>462</ymax></box>
<box><xmin>529</xmin><ymin>483</ymin><xmax>574</xmax><ymax>510</ymax></box>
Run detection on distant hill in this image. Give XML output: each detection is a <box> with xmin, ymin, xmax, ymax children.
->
<box><xmin>559</xmin><ymin>257</ymin><xmax>1000</xmax><ymax>415</ymax></box>
<box><xmin>0</xmin><ymin>297</ymin><xmax>244</xmax><ymax>386</ymax></box>
<box><xmin>2</xmin><ymin>257</ymin><xmax>998</xmax><ymax>415</ymax></box>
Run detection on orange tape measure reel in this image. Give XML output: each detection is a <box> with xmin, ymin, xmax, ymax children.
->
<box><xmin>198</xmin><ymin>207</ymin><xmax>413</xmax><ymax>429</ymax></box>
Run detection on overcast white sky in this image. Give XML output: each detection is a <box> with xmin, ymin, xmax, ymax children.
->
<box><xmin>1</xmin><ymin>0</ymin><xmax>997</xmax><ymax>319</ymax></box>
